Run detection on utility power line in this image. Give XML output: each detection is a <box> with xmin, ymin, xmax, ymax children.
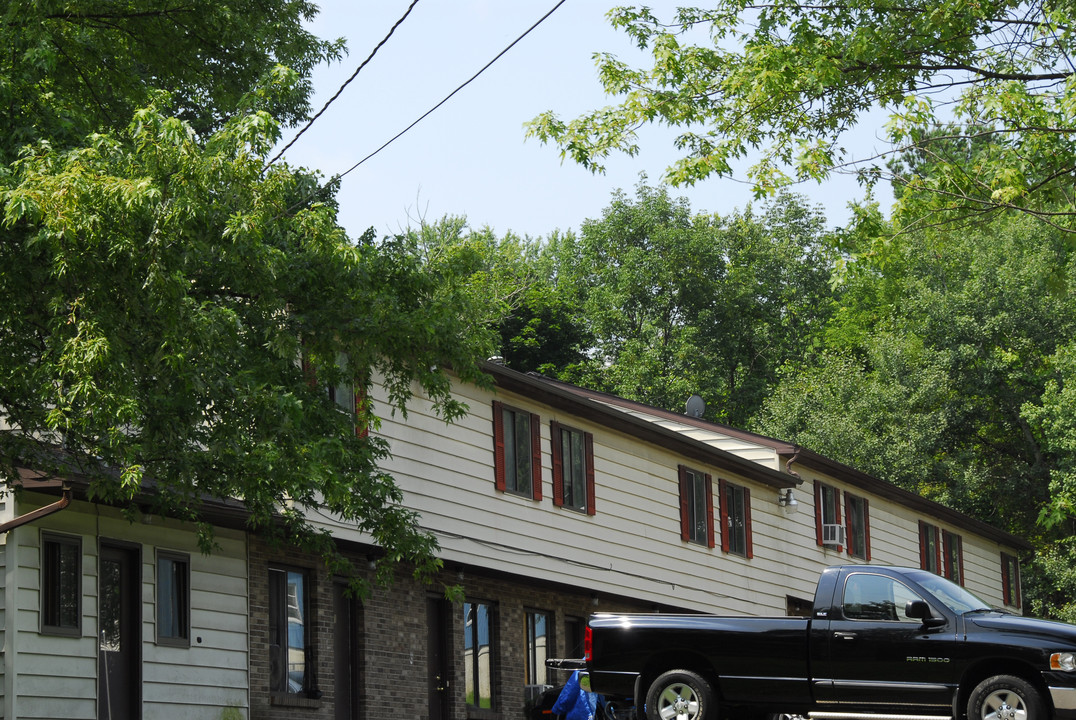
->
<box><xmin>285</xmin><ymin>0</ymin><xmax>568</xmax><ymax>217</ymax></box>
<box><xmin>266</xmin><ymin>0</ymin><xmax>422</xmax><ymax>169</ymax></box>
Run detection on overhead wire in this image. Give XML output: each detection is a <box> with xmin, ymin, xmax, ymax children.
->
<box><xmin>265</xmin><ymin>0</ymin><xmax>422</xmax><ymax>169</ymax></box>
<box><xmin>283</xmin><ymin>0</ymin><xmax>569</xmax><ymax>217</ymax></box>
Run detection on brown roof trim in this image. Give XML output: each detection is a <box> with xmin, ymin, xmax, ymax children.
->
<box><xmin>19</xmin><ymin>472</ymin><xmax>253</xmax><ymax>533</ymax></box>
<box><xmin>790</xmin><ymin>449</ymin><xmax>1032</xmax><ymax>551</ymax></box>
<box><xmin>485</xmin><ymin>363</ymin><xmax>797</xmax><ymax>490</ymax></box>
<box><xmin>490</xmin><ymin>364</ymin><xmax>1031</xmax><ymax>552</ymax></box>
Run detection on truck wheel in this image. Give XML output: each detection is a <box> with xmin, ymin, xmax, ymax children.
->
<box><xmin>968</xmin><ymin>675</ymin><xmax>1044</xmax><ymax>720</ymax></box>
<box><xmin>645</xmin><ymin>669</ymin><xmax>714</xmax><ymax>720</ymax></box>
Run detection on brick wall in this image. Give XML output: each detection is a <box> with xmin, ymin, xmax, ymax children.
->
<box><xmin>248</xmin><ymin>538</ymin><xmax>341</xmax><ymax>720</ymax></box>
<box><xmin>247</xmin><ymin>538</ymin><xmax>652</xmax><ymax>720</ymax></box>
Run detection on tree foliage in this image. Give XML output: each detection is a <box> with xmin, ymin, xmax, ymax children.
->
<box><xmin>519</xmin><ymin>181</ymin><xmax>835</xmax><ymax>426</ymax></box>
<box><xmin>1</xmin><ymin>0</ymin><xmax>341</xmax><ymax>157</ymax></box>
<box><xmin>527</xmin><ymin>1</ymin><xmax>1076</xmax><ymax>233</ymax></box>
<box><xmin>754</xmin><ymin>210</ymin><xmax>1076</xmax><ymax>614</ymax></box>
<box><xmin>1</xmin><ymin>1</ymin><xmax>496</xmax><ymax>594</ymax></box>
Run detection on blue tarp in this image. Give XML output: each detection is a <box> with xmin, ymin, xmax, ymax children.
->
<box><xmin>552</xmin><ymin>671</ymin><xmax>599</xmax><ymax>720</ymax></box>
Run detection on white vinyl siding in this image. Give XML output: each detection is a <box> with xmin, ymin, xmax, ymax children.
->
<box><xmin>3</xmin><ymin>497</ymin><xmax>247</xmax><ymax>720</ymax></box>
<box><xmin>311</xmin><ymin>374</ymin><xmax>1023</xmax><ymax>616</ymax></box>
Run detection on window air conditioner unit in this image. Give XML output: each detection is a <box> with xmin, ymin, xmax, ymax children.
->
<box><xmin>822</xmin><ymin>523</ymin><xmax>846</xmax><ymax>545</ymax></box>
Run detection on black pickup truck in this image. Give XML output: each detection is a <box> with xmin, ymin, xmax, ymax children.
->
<box><xmin>571</xmin><ymin>565</ymin><xmax>1076</xmax><ymax>720</ymax></box>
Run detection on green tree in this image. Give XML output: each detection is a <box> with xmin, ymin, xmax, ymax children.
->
<box><xmin>755</xmin><ymin>211</ymin><xmax>1076</xmax><ymax>614</ymax></box>
<box><xmin>527</xmin><ymin>2</ymin><xmax>1076</xmax><ymax>233</ymax></box>
<box><xmin>1</xmin><ymin>2</ymin><xmax>496</xmax><ymax>594</ymax></box>
<box><xmin>546</xmin><ymin>181</ymin><xmax>835</xmax><ymax>426</ymax></box>
<box><xmin>2</xmin><ymin>0</ymin><xmax>340</xmax><ymax>157</ymax></box>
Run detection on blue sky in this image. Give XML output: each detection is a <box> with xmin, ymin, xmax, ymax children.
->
<box><xmin>279</xmin><ymin>1</ymin><xmax>891</xmax><ymax>240</ymax></box>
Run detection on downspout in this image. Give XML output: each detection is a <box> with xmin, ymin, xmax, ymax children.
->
<box><xmin>785</xmin><ymin>447</ymin><xmax>802</xmax><ymax>483</ymax></box>
<box><xmin>0</xmin><ymin>482</ymin><xmax>71</xmax><ymax>719</ymax></box>
<box><xmin>0</xmin><ymin>485</ymin><xmax>72</xmax><ymax>534</ymax></box>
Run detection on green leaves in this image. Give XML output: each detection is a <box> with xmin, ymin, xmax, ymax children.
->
<box><xmin>514</xmin><ymin>180</ymin><xmax>835</xmax><ymax>427</ymax></box>
<box><xmin>532</xmin><ymin>0</ymin><xmax>1076</xmax><ymax>233</ymax></box>
<box><xmin>0</xmin><ymin>4</ymin><xmax>493</xmax><ymax>595</ymax></box>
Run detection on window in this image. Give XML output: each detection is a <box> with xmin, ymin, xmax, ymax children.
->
<box><xmin>156</xmin><ymin>550</ymin><xmax>190</xmax><ymax>646</ymax></box>
<box><xmin>719</xmin><ymin>479</ymin><xmax>752</xmax><ymax>558</ymax></box>
<box><xmin>1001</xmin><ymin>553</ymin><xmax>1021</xmax><ymax>609</ymax></box>
<box><xmin>304</xmin><ymin>351</ymin><xmax>366</xmax><ymax>437</ymax></box>
<box><xmin>464</xmin><ymin>600</ymin><xmax>495</xmax><ymax>709</ymax></box>
<box><xmin>845</xmin><ymin>494</ymin><xmax>871</xmax><ymax>560</ymax></box>
<box><xmin>919</xmin><ymin>521</ymin><xmax>941</xmax><ymax>574</ymax></box>
<box><xmin>842</xmin><ymin>573</ymin><xmax>924</xmax><ymax>622</ymax></box>
<box><xmin>551</xmin><ymin>421</ymin><xmax>595</xmax><ymax>515</ymax></box>
<box><xmin>41</xmin><ymin>532</ymin><xmax>81</xmax><ymax>635</ymax></box>
<box><xmin>786</xmin><ymin>595</ymin><xmax>813</xmax><ymax>618</ymax></box>
<box><xmin>679</xmin><ymin>466</ymin><xmax>715</xmax><ymax>547</ymax></box>
<box><xmin>269</xmin><ymin>567</ymin><xmax>314</xmax><ymax>696</ymax></box>
<box><xmin>564</xmin><ymin>616</ymin><xmax>585</xmax><ymax>659</ymax></box>
<box><xmin>525</xmin><ymin>610</ymin><xmax>552</xmax><ymax>686</ymax></box>
<box><xmin>943</xmin><ymin>531</ymin><xmax>964</xmax><ymax>586</ymax></box>
<box><xmin>814</xmin><ymin>481</ymin><xmax>844</xmax><ymax>550</ymax></box>
<box><xmin>327</xmin><ymin>352</ymin><xmax>356</xmax><ymax>415</ymax></box>
<box><xmin>492</xmin><ymin>401</ymin><xmax>542</xmax><ymax>500</ymax></box>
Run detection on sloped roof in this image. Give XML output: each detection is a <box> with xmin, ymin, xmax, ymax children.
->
<box><xmin>486</xmin><ymin>362</ymin><xmax>1032</xmax><ymax>552</ymax></box>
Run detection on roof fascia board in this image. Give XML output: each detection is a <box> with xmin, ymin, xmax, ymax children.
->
<box><xmin>792</xmin><ymin>450</ymin><xmax>1031</xmax><ymax>551</ymax></box>
<box><xmin>486</xmin><ymin>365</ymin><xmax>796</xmax><ymax>490</ymax></box>
<box><xmin>485</xmin><ymin>365</ymin><xmax>1029</xmax><ymax>552</ymax></box>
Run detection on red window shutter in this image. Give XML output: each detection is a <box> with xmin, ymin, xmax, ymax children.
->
<box><xmin>705</xmin><ymin>473</ymin><xmax>716</xmax><ymax>549</ymax></box>
<box><xmin>743</xmin><ymin>486</ymin><xmax>753</xmax><ymax>559</ymax></box>
<box><xmin>935</xmin><ymin>526</ymin><xmax>943</xmax><ymax>573</ymax></box>
<box><xmin>678</xmin><ymin>466</ymin><xmax>690</xmax><ymax>542</ymax></box>
<box><xmin>863</xmin><ymin>498</ymin><xmax>871</xmax><ymax>562</ymax></box>
<box><xmin>550</xmin><ymin>421</ymin><xmax>564</xmax><ymax>507</ymax></box>
<box><xmin>719</xmin><ymin>477</ymin><xmax>730</xmax><ymax>553</ymax></box>
<box><xmin>302</xmin><ymin>356</ymin><xmax>317</xmax><ymax>387</ymax></box>
<box><xmin>530</xmin><ymin>412</ymin><xmax>542</xmax><ymax>500</ymax></box>
<box><xmin>814</xmin><ymin>481</ymin><xmax>823</xmax><ymax>546</ymax></box>
<box><xmin>492</xmin><ymin>401</ymin><xmax>506</xmax><ymax>492</ymax></box>
<box><xmin>354</xmin><ymin>387</ymin><xmax>369</xmax><ymax>438</ymax></box>
<box><xmin>584</xmin><ymin>432</ymin><xmax>596</xmax><ymax>516</ymax></box>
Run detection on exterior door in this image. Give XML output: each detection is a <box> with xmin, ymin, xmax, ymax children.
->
<box><xmin>812</xmin><ymin>570</ymin><xmax>959</xmax><ymax>709</ymax></box>
<box><xmin>333</xmin><ymin>581</ymin><xmax>360</xmax><ymax>720</ymax></box>
<box><xmin>427</xmin><ymin>597</ymin><xmax>451</xmax><ymax>720</ymax></box>
<box><xmin>98</xmin><ymin>543</ymin><xmax>141</xmax><ymax>720</ymax></box>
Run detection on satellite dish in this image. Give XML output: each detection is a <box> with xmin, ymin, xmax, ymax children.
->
<box><xmin>685</xmin><ymin>395</ymin><xmax>706</xmax><ymax>418</ymax></box>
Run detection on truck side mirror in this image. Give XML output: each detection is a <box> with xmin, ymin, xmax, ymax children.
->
<box><xmin>906</xmin><ymin>599</ymin><xmax>947</xmax><ymax>627</ymax></box>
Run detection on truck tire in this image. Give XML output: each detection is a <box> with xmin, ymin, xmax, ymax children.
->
<box><xmin>645</xmin><ymin>669</ymin><xmax>714</xmax><ymax>720</ymax></box>
<box><xmin>967</xmin><ymin>675</ymin><xmax>1045</xmax><ymax>720</ymax></box>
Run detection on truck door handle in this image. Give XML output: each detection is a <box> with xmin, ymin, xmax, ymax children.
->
<box><xmin>834</xmin><ymin>631</ymin><xmax>858</xmax><ymax>641</ymax></box>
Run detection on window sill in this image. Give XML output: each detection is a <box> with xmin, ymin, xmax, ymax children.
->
<box><xmin>271</xmin><ymin>693</ymin><xmax>321</xmax><ymax>709</ymax></box>
<box><xmin>466</xmin><ymin>707</ymin><xmax>502</xmax><ymax>720</ymax></box>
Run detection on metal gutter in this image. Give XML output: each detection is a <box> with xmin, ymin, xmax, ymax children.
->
<box><xmin>485</xmin><ymin>362</ymin><xmax>798</xmax><ymax>490</ymax></box>
<box><xmin>486</xmin><ymin>363</ymin><xmax>1030</xmax><ymax>552</ymax></box>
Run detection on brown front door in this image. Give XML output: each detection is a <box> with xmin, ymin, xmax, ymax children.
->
<box><xmin>427</xmin><ymin>597</ymin><xmax>451</xmax><ymax>720</ymax></box>
<box><xmin>99</xmin><ymin>543</ymin><xmax>141</xmax><ymax>719</ymax></box>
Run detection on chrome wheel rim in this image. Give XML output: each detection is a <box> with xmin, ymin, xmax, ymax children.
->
<box><xmin>982</xmin><ymin>689</ymin><xmax>1028</xmax><ymax>720</ymax></box>
<box><xmin>657</xmin><ymin>682</ymin><xmax>701</xmax><ymax>720</ymax></box>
